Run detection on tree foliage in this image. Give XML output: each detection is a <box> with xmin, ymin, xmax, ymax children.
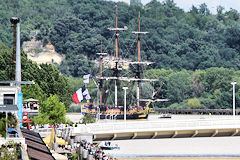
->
<box><xmin>188</xmin><ymin>97</ymin><xmax>201</xmax><ymax>109</ymax></box>
<box><xmin>35</xmin><ymin>94</ymin><xmax>66</xmax><ymax>125</ymax></box>
<box><xmin>0</xmin><ymin>44</ymin><xmax>72</xmax><ymax>109</ymax></box>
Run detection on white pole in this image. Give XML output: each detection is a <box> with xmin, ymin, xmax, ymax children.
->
<box><xmin>16</xmin><ymin>22</ymin><xmax>21</xmax><ymax>89</ymax></box>
<box><xmin>231</xmin><ymin>82</ymin><xmax>237</xmax><ymax>116</ymax></box>
<box><xmin>123</xmin><ymin>87</ymin><xmax>128</xmax><ymax>121</ymax></box>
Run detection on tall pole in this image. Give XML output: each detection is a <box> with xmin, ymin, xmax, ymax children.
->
<box><xmin>16</xmin><ymin>22</ymin><xmax>21</xmax><ymax>90</ymax></box>
<box><xmin>231</xmin><ymin>82</ymin><xmax>237</xmax><ymax>116</ymax></box>
<box><xmin>123</xmin><ymin>87</ymin><xmax>128</xmax><ymax>121</ymax></box>
<box><xmin>11</xmin><ymin>23</ymin><xmax>16</xmax><ymax>81</ymax></box>
<box><xmin>10</xmin><ymin>17</ymin><xmax>23</xmax><ymax>128</ymax></box>
<box><xmin>10</xmin><ymin>17</ymin><xmax>21</xmax><ymax>88</ymax></box>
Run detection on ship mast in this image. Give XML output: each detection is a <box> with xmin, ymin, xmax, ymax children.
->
<box><xmin>133</xmin><ymin>12</ymin><xmax>148</xmax><ymax>107</ymax></box>
<box><xmin>137</xmin><ymin>12</ymin><xmax>141</xmax><ymax>107</ymax></box>
<box><xmin>114</xmin><ymin>5</ymin><xmax>118</xmax><ymax>108</ymax></box>
<box><xmin>108</xmin><ymin>5</ymin><xmax>127</xmax><ymax>107</ymax></box>
<box><xmin>96</xmin><ymin>41</ymin><xmax>107</xmax><ymax>106</ymax></box>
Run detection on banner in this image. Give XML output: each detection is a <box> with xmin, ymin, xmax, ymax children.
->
<box><xmin>17</xmin><ymin>93</ymin><xmax>23</xmax><ymax>128</ymax></box>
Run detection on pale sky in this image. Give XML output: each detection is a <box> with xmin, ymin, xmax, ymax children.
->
<box><xmin>110</xmin><ymin>0</ymin><xmax>240</xmax><ymax>14</ymax></box>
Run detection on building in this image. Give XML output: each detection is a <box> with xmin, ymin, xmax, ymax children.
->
<box><xmin>0</xmin><ymin>86</ymin><xmax>18</xmax><ymax>105</ymax></box>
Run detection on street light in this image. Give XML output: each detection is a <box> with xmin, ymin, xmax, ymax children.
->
<box><xmin>231</xmin><ymin>82</ymin><xmax>237</xmax><ymax>116</ymax></box>
<box><xmin>122</xmin><ymin>87</ymin><xmax>128</xmax><ymax>121</ymax></box>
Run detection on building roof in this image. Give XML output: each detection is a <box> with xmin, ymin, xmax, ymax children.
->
<box><xmin>24</xmin><ymin>98</ymin><xmax>39</xmax><ymax>102</ymax></box>
<box><xmin>21</xmin><ymin>128</ymin><xmax>55</xmax><ymax>160</ymax></box>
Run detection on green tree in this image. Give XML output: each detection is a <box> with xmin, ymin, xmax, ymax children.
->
<box><xmin>0</xmin><ymin>141</ymin><xmax>20</xmax><ymax>160</ymax></box>
<box><xmin>37</xmin><ymin>94</ymin><xmax>66</xmax><ymax>124</ymax></box>
<box><xmin>191</xmin><ymin>71</ymin><xmax>204</xmax><ymax>97</ymax></box>
<box><xmin>200</xmin><ymin>67</ymin><xmax>234</xmax><ymax>93</ymax></box>
<box><xmin>0</xmin><ymin>118</ymin><xmax>6</xmax><ymax>138</ymax></box>
<box><xmin>188</xmin><ymin>97</ymin><xmax>201</xmax><ymax>109</ymax></box>
<box><xmin>167</xmin><ymin>70</ymin><xmax>191</xmax><ymax>103</ymax></box>
<box><xmin>21</xmin><ymin>84</ymin><xmax>46</xmax><ymax>102</ymax></box>
<box><xmin>37</xmin><ymin>64</ymin><xmax>72</xmax><ymax>108</ymax></box>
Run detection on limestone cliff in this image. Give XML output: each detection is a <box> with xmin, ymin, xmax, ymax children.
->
<box><xmin>22</xmin><ymin>38</ymin><xmax>65</xmax><ymax>65</ymax></box>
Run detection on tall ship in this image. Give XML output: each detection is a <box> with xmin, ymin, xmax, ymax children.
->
<box><xmin>81</xmin><ymin>7</ymin><xmax>167</xmax><ymax>120</ymax></box>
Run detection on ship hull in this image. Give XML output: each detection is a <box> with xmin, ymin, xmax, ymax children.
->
<box><xmin>82</xmin><ymin>103</ymin><xmax>149</xmax><ymax>120</ymax></box>
<box><xmin>98</xmin><ymin>113</ymin><xmax>148</xmax><ymax>120</ymax></box>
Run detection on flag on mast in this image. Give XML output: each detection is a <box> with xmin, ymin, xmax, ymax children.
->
<box><xmin>83</xmin><ymin>74</ymin><xmax>90</xmax><ymax>84</ymax></box>
<box><xmin>72</xmin><ymin>85</ymin><xmax>91</xmax><ymax>104</ymax></box>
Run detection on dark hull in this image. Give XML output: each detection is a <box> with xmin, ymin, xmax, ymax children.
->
<box><xmin>98</xmin><ymin>113</ymin><xmax>148</xmax><ymax>120</ymax></box>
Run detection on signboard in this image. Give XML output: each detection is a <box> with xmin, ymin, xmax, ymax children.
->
<box><xmin>17</xmin><ymin>93</ymin><xmax>23</xmax><ymax>128</ymax></box>
<box><xmin>0</xmin><ymin>105</ymin><xmax>18</xmax><ymax>111</ymax></box>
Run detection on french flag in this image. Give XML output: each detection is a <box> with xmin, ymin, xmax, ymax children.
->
<box><xmin>72</xmin><ymin>86</ymin><xmax>91</xmax><ymax>104</ymax></box>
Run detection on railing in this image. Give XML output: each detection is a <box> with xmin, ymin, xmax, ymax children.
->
<box><xmin>72</xmin><ymin>117</ymin><xmax>240</xmax><ymax>134</ymax></box>
<box><xmin>0</xmin><ymin>137</ymin><xmax>25</xmax><ymax>145</ymax></box>
<box><xmin>36</xmin><ymin>118</ymin><xmax>240</xmax><ymax>137</ymax></box>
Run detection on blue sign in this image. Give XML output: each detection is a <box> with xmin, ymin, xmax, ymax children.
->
<box><xmin>17</xmin><ymin>93</ymin><xmax>23</xmax><ymax>128</ymax></box>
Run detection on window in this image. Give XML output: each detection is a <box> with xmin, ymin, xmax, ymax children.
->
<box><xmin>4</xmin><ymin>94</ymin><xmax>15</xmax><ymax>105</ymax></box>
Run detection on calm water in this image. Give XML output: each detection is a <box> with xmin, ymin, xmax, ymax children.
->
<box><xmin>101</xmin><ymin>115</ymin><xmax>240</xmax><ymax>159</ymax></box>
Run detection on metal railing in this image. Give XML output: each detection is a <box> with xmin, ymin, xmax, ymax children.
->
<box><xmin>72</xmin><ymin>118</ymin><xmax>240</xmax><ymax>134</ymax></box>
<box><xmin>36</xmin><ymin>118</ymin><xmax>240</xmax><ymax>137</ymax></box>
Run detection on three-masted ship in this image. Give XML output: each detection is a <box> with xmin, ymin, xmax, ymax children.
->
<box><xmin>82</xmin><ymin>7</ymin><xmax>167</xmax><ymax>120</ymax></box>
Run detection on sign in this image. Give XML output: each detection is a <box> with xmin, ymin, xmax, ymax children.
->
<box><xmin>0</xmin><ymin>105</ymin><xmax>17</xmax><ymax>111</ymax></box>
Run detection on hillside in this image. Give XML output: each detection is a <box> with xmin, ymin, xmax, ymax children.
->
<box><xmin>1</xmin><ymin>0</ymin><xmax>240</xmax><ymax>77</ymax></box>
<box><xmin>1</xmin><ymin>0</ymin><xmax>240</xmax><ymax>109</ymax></box>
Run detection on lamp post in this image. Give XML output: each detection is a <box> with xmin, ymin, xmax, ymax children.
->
<box><xmin>122</xmin><ymin>87</ymin><xmax>128</xmax><ymax>121</ymax></box>
<box><xmin>231</xmin><ymin>82</ymin><xmax>237</xmax><ymax>116</ymax></box>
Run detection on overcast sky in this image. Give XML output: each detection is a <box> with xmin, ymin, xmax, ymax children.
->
<box><xmin>110</xmin><ymin>0</ymin><xmax>240</xmax><ymax>14</ymax></box>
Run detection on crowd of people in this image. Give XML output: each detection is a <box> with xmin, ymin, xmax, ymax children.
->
<box><xmin>80</xmin><ymin>140</ymin><xmax>115</xmax><ymax>160</ymax></box>
<box><xmin>23</xmin><ymin>102</ymin><xmax>39</xmax><ymax>111</ymax></box>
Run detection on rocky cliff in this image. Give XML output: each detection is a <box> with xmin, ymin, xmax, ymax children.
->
<box><xmin>22</xmin><ymin>38</ymin><xmax>65</xmax><ymax>65</ymax></box>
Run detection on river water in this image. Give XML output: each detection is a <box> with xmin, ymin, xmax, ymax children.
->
<box><xmin>66</xmin><ymin>113</ymin><xmax>240</xmax><ymax>159</ymax></box>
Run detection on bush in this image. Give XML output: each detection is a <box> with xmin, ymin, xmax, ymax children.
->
<box><xmin>187</xmin><ymin>97</ymin><xmax>201</xmax><ymax>109</ymax></box>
